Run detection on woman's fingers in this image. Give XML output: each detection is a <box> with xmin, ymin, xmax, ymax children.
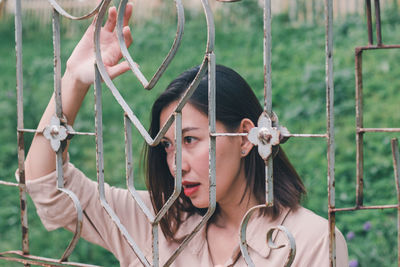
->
<box><xmin>104</xmin><ymin>6</ymin><xmax>117</xmax><ymax>32</ymax></box>
<box><xmin>123</xmin><ymin>3</ymin><xmax>133</xmax><ymax>27</ymax></box>
<box><xmin>107</xmin><ymin>61</ymin><xmax>130</xmax><ymax>79</ymax></box>
<box><xmin>123</xmin><ymin>26</ymin><xmax>133</xmax><ymax>48</ymax></box>
<box><xmin>104</xmin><ymin>3</ymin><xmax>132</xmax><ymax>32</ymax></box>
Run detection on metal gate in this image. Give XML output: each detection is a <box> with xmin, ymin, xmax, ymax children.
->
<box><xmin>0</xmin><ymin>0</ymin><xmax>399</xmax><ymax>266</ymax></box>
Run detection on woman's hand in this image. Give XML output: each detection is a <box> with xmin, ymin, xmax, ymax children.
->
<box><xmin>25</xmin><ymin>4</ymin><xmax>134</xmax><ymax>180</ymax></box>
<box><xmin>65</xmin><ymin>4</ymin><xmax>133</xmax><ymax>89</ymax></box>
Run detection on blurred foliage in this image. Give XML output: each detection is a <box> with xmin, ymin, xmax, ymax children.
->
<box><xmin>1</xmin><ymin>1</ymin><xmax>400</xmax><ymax>266</ymax></box>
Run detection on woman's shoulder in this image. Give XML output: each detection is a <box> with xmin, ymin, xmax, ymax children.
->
<box><xmin>283</xmin><ymin>206</ymin><xmax>348</xmax><ymax>265</ymax></box>
<box><xmin>285</xmin><ymin>206</ymin><xmax>344</xmax><ymax>239</ymax></box>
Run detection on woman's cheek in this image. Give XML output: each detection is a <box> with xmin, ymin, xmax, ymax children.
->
<box><xmin>166</xmin><ymin>153</ymin><xmax>175</xmax><ymax>176</ymax></box>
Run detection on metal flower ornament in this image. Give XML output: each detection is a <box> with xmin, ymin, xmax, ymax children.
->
<box><xmin>43</xmin><ymin>116</ymin><xmax>73</xmax><ymax>152</ymax></box>
<box><xmin>247</xmin><ymin>111</ymin><xmax>290</xmax><ymax>160</ymax></box>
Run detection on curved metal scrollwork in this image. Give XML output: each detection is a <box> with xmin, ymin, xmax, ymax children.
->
<box><xmin>239</xmin><ymin>205</ymin><xmax>296</xmax><ymax>267</ymax></box>
<box><xmin>93</xmin><ymin>0</ymin><xmax>217</xmax><ymax>265</ymax></box>
<box><xmin>266</xmin><ymin>226</ymin><xmax>296</xmax><ymax>267</ymax></box>
<box><xmin>47</xmin><ymin>0</ymin><xmax>104</xmax><ymax>20</ymax></box>
<box><xmin>117</xmin><ymin>0</ymin><xmax>185</xmax><ymax>90</ymax></box>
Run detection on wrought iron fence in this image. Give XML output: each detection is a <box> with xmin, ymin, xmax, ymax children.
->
<box><xmin>0</xmin><ymin>0</ymin><xmax>399</xmax><ymax>266</ymax></box>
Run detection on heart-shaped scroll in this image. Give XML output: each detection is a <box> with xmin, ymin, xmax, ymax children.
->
<box><xmin>47</xmin><ymin>0</ymin><xmax>104</xmax><ymax>20</ymax></box>
<box><xmin>239</xmin><ymin>205</ymin><xmax>296</xmax><ymax>267</ymax></box>
<box><xmin>94</xmin><ymin>0</ymin><xmax>217</xmax><ymax>265</ymax></box>
<box><xmin>117</xmin><ymin>0</ymin><xmax>185</xmax><ymax>90</ymax></box>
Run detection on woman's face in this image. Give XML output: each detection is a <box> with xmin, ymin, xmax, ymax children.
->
<box><xmin>159</xmin><ymin>102</ymin><xmax>248</xmax><ymax>209</ymax></box>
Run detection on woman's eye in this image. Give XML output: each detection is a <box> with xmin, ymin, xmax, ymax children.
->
<box><xmin>184</xmin><ymin>136</ymin><xmax>197</xmax><ymax>145</ymax></box>
<box><xmin>161</xmin><ymin>140</ymin><xmax>173</xmax><ymax>151</ymax></box>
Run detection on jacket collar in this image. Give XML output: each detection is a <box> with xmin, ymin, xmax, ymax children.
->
<box><xmin>245</xmin><ymin>207</ymin><xmax>291</xmax><ymax>258</ymax></box>
<box><xmin>175</xmin><ymin>207</ymin><xmax>291</xmax><ymax>259</ymax></box>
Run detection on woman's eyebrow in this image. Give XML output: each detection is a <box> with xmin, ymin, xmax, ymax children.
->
<box><xmin>182</xmin><ymin>127</ymin><xmax>199</xmax><ymax>134</ymax></box>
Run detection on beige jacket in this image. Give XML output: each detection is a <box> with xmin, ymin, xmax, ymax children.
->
<box><xmin>23</xmin><ymin>162</ymin><xmax>348</xmax><ymax>266</ymax></box>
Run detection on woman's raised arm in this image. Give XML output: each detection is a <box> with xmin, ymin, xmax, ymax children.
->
<box><xmin>25</xmin><ymin>4</ymin><xmax>133</xmax><ymax>180</ymax></box>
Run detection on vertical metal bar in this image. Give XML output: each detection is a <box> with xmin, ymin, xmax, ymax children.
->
<box><xmin>52</xmin><ymin>9</ymin><xmax>63</xmax><ymax>120</ymax></box>
<box><xmin>208</xmin><ymin>52</ymin><xmax>216</xmax><ymax>209</ymax></box>
<box><xmin>391</xmin><ymin>139</ymin><xmax>400</xmax><ymax>265</ymax></box>
<box><xmin>325</xmin><ymin>0</ymin><xmax>336</xmax><ymax>266</ymax></box>
<box><xmin>124</xmin><ymin>114</ymin><xmax>154</xmax><ymax>220</ymax></box>
<box><xmin>265</xmin><ymin>162</ymin><xmax>273</xmax><ymax>204</ymax></box>
<box><xmin>94</xmin><ymin>64</ymin><xmax>106</xmax><ymax>199</ymax></box>
<box><xmin>174</xmin><ymin>111</ymin><xmax>183</xmax><ymax>206</ymax></box>
<box><xmin>365</xmin><ymin>0</ymin><xmax>373</xmax><ymax>45</ymax></box>
<box><xmin>152</xmin><ymin>224</ymin><xmax>159</xmax><ymax>267</ymax></box>
<box><xmin>264</xmin><ymin>0</ymin><xmax>274</xmax><ymax>205</ymax></box>
<box><xmin>374</xmin><ymin>0</ymin><xmax>382</xmax><ymax>46</ymax></box>
<box><xmin>355</xmin><ymin>49</ymin><xmax>364</xmax><ymax>207</ymax></box>
<box><xmin>15</xmin><ymin>0</ymin><xmax>29</xmax><ymax>257</ymax></box>
<box><xmin>124</xmin><ymin>114</ymin><xmax>134</xmax><ymax>195</ymax></box>
<box><xmin>264</xmin><ymin>0</ymin><xmax>272</xmax><ymax>115</ymax></box>
<box><xmin>52</xmin><ymin>9</ymin><xmax>66</xmax><ymax>190</ymax></box>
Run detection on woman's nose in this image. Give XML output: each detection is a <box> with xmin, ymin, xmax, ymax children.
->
<box><xmin>171</xmin><ymin>152</ymin><xmax>190</xmax><ymax>177</ymax></box>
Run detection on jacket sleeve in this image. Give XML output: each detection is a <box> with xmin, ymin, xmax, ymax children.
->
<box><xmin>20</xmin><ymin>161</ymin><xmax>153</xmax><ymax>261</ymax></box>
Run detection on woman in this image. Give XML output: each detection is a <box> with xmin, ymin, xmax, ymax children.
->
<box><xmin>23</xmin><ymin>4</ymin><xmax>348</xmax><ymax>266</ymax></box>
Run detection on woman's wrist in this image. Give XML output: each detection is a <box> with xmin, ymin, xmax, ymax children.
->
<box><xmin>62</xmin><ymin>66</ymin><xmax>91</xmax><ymax>95</ymax></box>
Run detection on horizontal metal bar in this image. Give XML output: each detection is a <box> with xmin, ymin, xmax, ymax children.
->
<box><xmin>286</xmin><ymin>133</ymin><xmax>327</xmax><ymax>138</ymax></box>
<box><xmin>210</xmin><ymin>133</ymin><xmax>327</xmax><ymax>138</ymax></box>
<box><xmin>356</xmin><ymin>44</ymin><xmax>400</xmax><ymax>51</ymax></box>
<box><xmin>0</xmin><ymin>180</ymin><xmax>19</xmax><ymax>187</ymax></box>
<box><xmin>0</xmin><ymin>250</ymin><xmax>100</xmax><ymax>267</ymax></box>
<box><xmin>210</xmin><ymin>133</ymin><xmax>248</xmax><ymax>137</ymax></box>
<box><xmin>331</xmin><ymin>204</ymin><xmax>398</xmax><ymax>212</ymax></box>
<box><xmin>17</xmin><ymin>128</ymin><xmax>95</xmax><ymax>136</ymax></box>
<box><xmin>358</xmin><ymin>128</ymin><xmax>400</xmax><ymax>133</ymax></box>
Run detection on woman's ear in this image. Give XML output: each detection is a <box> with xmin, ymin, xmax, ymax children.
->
<box><xmin>239</xmin><ymin>118</ymin><xmax>255</xmax><ymax>157</ymax></box>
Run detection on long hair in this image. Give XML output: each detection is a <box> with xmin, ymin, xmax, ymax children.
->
<box><xmin>145</xmin><ymin>65</ymin><xmax>306</xmax><ymax>242</ymax></box>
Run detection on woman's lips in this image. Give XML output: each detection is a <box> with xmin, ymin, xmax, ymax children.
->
<box><xmin>182</xmin><ymin>181</ymin><xmax>200</xmax><ymax>197</ymax></box>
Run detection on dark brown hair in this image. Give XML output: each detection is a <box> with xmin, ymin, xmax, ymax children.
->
<box><xmin>145</xmin><ymin>65</ymin><xmax>306</xmax><ymax>242</ymax></box>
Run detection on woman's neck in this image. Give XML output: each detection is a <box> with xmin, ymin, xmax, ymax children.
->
<box><xmin>214</xmin><ymin>190</ymin><xmax>259</xmax><ymax>230</ymax></box>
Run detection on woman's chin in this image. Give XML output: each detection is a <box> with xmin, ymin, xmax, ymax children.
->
<box><xmin>190</xmin><ymin>200</ymin><xmax>209</xmax><ymax>209</ymax></box>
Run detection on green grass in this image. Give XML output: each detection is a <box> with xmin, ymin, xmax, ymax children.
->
<box><xmin>1</xmin><ymin>3</ymin><xmax>400</xmax><ymax>266</ymax></box>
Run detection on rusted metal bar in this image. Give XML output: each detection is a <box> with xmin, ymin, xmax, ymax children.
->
<box><xmin>357</xmin><ymin>44</ymin><xmax>400</xmax><ymax>51</ymax></box>
<box><xmin>15</xmin><ymin>0</ymin><xmax>30</xmax><ymax>258</ymax></box>
<box><xmin>0</xmin><ymin>180</ymin><xmax>19</xmax><ymax>187</ymax></box>
<box><xmin>17</xmin><ymin>128</ymin><xmax>96</xmax><ymax>136</ymax></box>
<box><xmin>358</xmin><ymin>128</ymin><xmax>400</xmax><ymax>133</ymax></box>
<box><xmin>212</xmin><ymin>133</ymin><xmax>325</xmax><ymax>138</ymax></box>
<box><xmin>0</xmin><ymin>250</ymin><xmax>100</xmax><ymax>267</ymax></box>
<box><xmin>325</xmin><ymin>0</ymin><xmax>336</xmax><ymax>266</ymax></box>
<box><xmin>355</xmin><ymin>49</ymin><xmax>364</xmax><ymax>208</ymax></box>
<box><xmin>365</xmin><ymin>0</ymin><xmax>373</xmax><ymax>45</ymax></box>
<box><xmin>374</xmin><ymin>0</ymin><xmax>382</xmax><ymax>46</ymax></box>
<box><xmin>391</xmin><ymin>138</ymin><xmax>400</xmax><ymax>265</ymax></box>
<box><xmin>117</xmin><ymin>0</ymin><xmax>184</xmax><ymax>90</ymax></box>
<box><xmin>286</xmin><ymin>133</ymin><xmax>327</xmax><ymax>138</ymax></box>
<box><xmin>263</xmin><ymin>0</ymin><xmax>274</xmax><ymax>206</ymax></box>
<box><xmin>264</xmin><ymin>0</ymin><xmax>272</xmax><ymax>115</ymax></box>
<box><xmin>52</xmin><ymin>9</ymin><xmax>62</xmax><ymax>120</ymax></box>
<box><xmin>332</xmin><ymin>204</ymin><xmax>398</xmax><ymax>212</ymax></box>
